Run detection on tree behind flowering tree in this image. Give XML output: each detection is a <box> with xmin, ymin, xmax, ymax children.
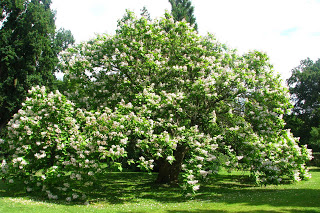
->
<box><xmin>0</xmin><ymin>0</ymin><xmax>57</xmax><ymax>130</ymax></box>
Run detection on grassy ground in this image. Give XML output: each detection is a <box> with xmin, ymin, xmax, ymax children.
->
<box><xmin>0</xmin><ymin>168</ymin><xmax>319</xmax><ymax>213</ymax></box>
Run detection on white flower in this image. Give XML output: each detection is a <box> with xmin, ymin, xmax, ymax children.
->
<box><xmin>187</xmin><ymin>180</ymin><xmax>198</xmax><ymax>185</ymax></box>
<box><xmin>199</xmin><ymin>170</ymin><xmax>208</xmax><ymax>177</ymax></box>
<box><xmin>236</xmin><ymin>156</ymin><xmax>244</xmax><ymax>160</ymax></box>
<box><xmin>195</xmin><ymin>156</ymin><xmax>204</xmax><ymax>161</ymax></box>
<box><xmin>76</xmin><ymin>174</ymin><xmax>82</xmax><ymax>180</ymax></box>
<box><xmin>166</xmin><ymin>156</ymin><xmax>174</xmax><ymax>162</ymax></box>
<box><xmin>187</xmin><ymin>175</ymin><xmax>194</xmax><ymax>180</ymax></box>
<box><xmin>20</xmin><ymin>116</ymin><xmax>27</xmax><ymax>121</ymax></box>
<box><xmin>192</xmin><ymin>185</ymin><xmax>200</xmax><ymax>191</ymax></box>
<box><xmin>72</xmin><ymin>193</ymin><xmax>79</xmax><ymax>199</ymax></box>
<box><xmin>293</xmin><ymin>171</ymin><xmax>301</xmax><ymax>181</ymax></box>
<box><xmin>12</xmin><ymin>123</ymin><xmax>20</xmax><ymax>129</ymax></box>
<box><xmin>139</xmin><ymin>156</ymin><xmax>145</xmax><ymax>161</ymax></box>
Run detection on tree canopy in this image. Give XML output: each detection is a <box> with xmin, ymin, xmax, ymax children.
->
<box><xmin>61</xmin><ymin>11</ymin><xmax>312</xmax><ymax>185</ymax></box>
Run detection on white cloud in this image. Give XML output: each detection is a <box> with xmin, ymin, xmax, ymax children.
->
<box><xmin>51</xmin><ymin>0</ymin><xmax>320</xmax><ymax>81</ymax></box>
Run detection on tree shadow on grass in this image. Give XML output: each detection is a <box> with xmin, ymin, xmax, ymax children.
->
<box><xmin>84</xmin><ymin>170</ymin><xmax>320</xmax><ymax>210</ymax></box>
<box><xmin>85</xmin><ymin>172</ymin><xmax>187</xmax><ymax>204</ymax></box>
<box><xmin>0</xmin><ymin>180</ymin><xmax>27</xmax><ymax>198</ymax></box>
<box><xmin>0</xmin><ymin>169</ymin><xmax>319</xmax><ymax>210</ymax></box>
<box><xmin>194</xmin><ymin>172</ymin><xmax>320</xmax><ymax>209</ymax></box>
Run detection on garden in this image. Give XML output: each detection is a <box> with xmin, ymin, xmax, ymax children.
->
<box><xmin>0</xmin><ymin>9</ymin><xmax>318</xmax><ymax>213</ymax></box>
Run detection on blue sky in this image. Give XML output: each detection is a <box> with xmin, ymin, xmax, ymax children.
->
<box><xmin>51</xmin><ymin>0</ymin><xmax>320</xmax><ymax>82</ymax></box>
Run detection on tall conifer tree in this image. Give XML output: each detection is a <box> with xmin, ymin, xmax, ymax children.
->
<box><xmin>0</xmin><ymin>0</ymin><xmax>57</xmax><ymax>129</ymax></box>
<box><xmin>169</xmin><ymin>0</ymin><xmax>198</xmax><ymax>31</ymax></box>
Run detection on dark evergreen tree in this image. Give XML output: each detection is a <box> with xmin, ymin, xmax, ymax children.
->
<box><xmin>0</xmin><ymin>0</ymin><xmax>57</xmax><ymax>130</ymax></box>
<box><xmin>169</xmin><ymin>0</ymin><xmax>198</xmax><ymax>31</ymax></box>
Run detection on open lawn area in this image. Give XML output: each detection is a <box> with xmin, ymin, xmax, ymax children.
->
<box><xmin>0</xmin><ymin>168</ymin><xmax>319</xmax><ymax>213</ymax></box>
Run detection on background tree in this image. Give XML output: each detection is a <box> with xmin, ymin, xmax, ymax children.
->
<box><xmin>286</xmin><ymin>58</ymin><xmax>320</xmax><ymax>150</ymax></box>
<box><xmin>0</xmin><ymin>0</ymin><xmax>57</xmax><ymax>130</ymax></box>
<box><xmin>310</xmin><ymin>125</ymin><xmax>320</xmax><ymax>146</ymax></box>
<box><xmin>54</xmin><ymin>28</ymin><xmax>75</xmax><ymax>53</ymax></box>
<box><xmin>140</xmin><ymin>6</ymin><xmax>151</xmax><ymax>21</ymax></box>
<box><xmin>169</xmin><ymin>0</ymin><xmax>198</xmax><ymax>31</ymax></box>
<box><xmin>52</xmin><ymin>28</ymin><xmax>75</xmax><ymax>93</ymax></box>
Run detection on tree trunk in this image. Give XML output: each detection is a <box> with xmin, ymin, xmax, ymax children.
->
<box><xmin>0</xmin><ymin>121</ymin><xmax>6</xmax><ymax>135</ymax></box>
<box><xmin>156</xmin><ymin>144</ymin><xmax>189</xmax><ymax>184</ymax></box>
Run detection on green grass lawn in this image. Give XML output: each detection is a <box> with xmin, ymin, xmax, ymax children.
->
<box><xmin>0</xmin><ymin>168</ymin><xmax>319</xmax><ymax>213</ymax></box>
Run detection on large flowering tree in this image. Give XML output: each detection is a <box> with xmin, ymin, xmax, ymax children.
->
<box><xmin>60</xmin><ymin>11</ymin><xmax>312</xmax><ymax>188</ymax></box>
<box><xmin>0</xmin><ymin>11</ymin><xmax>313</xmax><ymax>201</ymax></box>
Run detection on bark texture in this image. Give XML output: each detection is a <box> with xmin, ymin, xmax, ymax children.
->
<box><xmin>156</xmin><ymin>144</ymin><xmax>189</xmax><ymax>184</ymax></box>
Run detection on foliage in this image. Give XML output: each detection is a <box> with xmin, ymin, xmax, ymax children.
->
<box><xmin>0</xmin><ymin>86</ymin><xmax>159</xmax><ymax>201</ymax></box>
<box><xmin>54</xmin><ymin>28</ymin><xmax>75</xmax><ymax>53</ymax></box>
<box><xmin>286</xmin><ymin>58</ymin><xmax>320</xmax><ymax>147</ymax></box>
<box><xmin>0</xmin><ymin>86</ymin><xmax>91</xmax><ymax>201</ymax></box>
<box><xmin>0</xmin><ymin>12</ymin><xmax>314</xmax><ymax>202</ymax></box>
<box><xmin>0</xmin><ymin>0</ymin><xmax>57</xmax><ymax>129</ymax></box>
<box><xmin>60</xmin><ymin>12</ymin><xmax>312</xmax><ymax>188</ymax></box>
<box><xmin>169</xmin><ymin>0</ymin><xmax>198</xmax><ymax>31</ymax></box>
<box><xmin>51</xmin><ymin>28</ymin><xmax>75</xmax><ymax>94</ymax></box>
<box><xmin>310</xmin><ymin>126</ymin><xmax>320</xmax><ymax>146</ymax></box>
